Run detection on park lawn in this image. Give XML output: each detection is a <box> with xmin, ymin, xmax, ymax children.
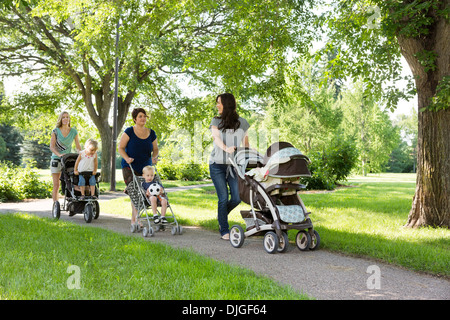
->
<box><xmin>101</xmin><ymin>173</ymin><xmax>450</xmax><ymax>277</ymax></box>
<box><xmin>0</xmin><ymin>213</ymin><xmax>308</xmax><ymax>300</ymax></box>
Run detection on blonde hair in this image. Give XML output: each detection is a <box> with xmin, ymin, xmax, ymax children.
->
<box><xmin>85</xmin><ymin>138</ymin><xmax>98</xmax><ymax>151</ymax></box>
<box><xmin>56</xmin><ymin>111</ymin><xmax>71</xmax><ymax>128</ymax></box>
<box><xmin>142</xmin><ymin>165</ymin><xmax>155</xmax><ymax>174</ymax></box>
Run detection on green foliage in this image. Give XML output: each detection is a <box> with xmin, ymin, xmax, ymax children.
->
<box><xmin>157</xmin><ymin>156</ymin><xmax>209</xmax><ymax>181</ymax></box>
<box><xmin>301</xmin><ymin>136</ymin><xmax>358</xmax><ymax>190</ymax></box>
<box><xmin>0</xmin><ymin>161</ymin><xmax>52</xmax><ymax>202</ymax></box>
<box><xmin>0</xmin><ymin>124</ymin><xmax>23</xmax><ymax>165</ymax></box>
<box><xmin>425</xmin><ymin>76</ymin><xmax>450</xmax><ymax>112</ymax></box>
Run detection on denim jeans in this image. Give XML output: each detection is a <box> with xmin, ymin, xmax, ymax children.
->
<box><xmin>209</xmin><ymin>163</ymin><xmax>241</xmax><ymax>236</ymax></box>
<box><xmin>78</xmin><ymin>174</ymin><xmax>96</xmax><ymax>186</ymax></box>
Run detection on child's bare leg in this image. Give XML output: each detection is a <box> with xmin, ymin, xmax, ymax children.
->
<box><xmin>160</xmin><ymin>198</ymin><xmax>168</xmax><ymax>216</ymax></box>
<box><xmin>150</xmin><ymin>196</ymin><xmax>158</xmax><ymax>215</ymax></box>
<box><xmin>90</xmin><ymin>185</ymin><xmax>95</xmax><ymax>197</ymax></box>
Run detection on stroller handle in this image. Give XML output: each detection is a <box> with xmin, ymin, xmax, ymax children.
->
<box><xmin>128</xmin><ymin>162</ymin><xmax>160</xmax><ymax>177</ymax></box>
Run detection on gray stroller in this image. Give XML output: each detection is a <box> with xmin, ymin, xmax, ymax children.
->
<box><xmin>126</xmin><ymin>163</ymin><xmax>183</xmax><ymax>237</ymax></box>
<box><xmin>228</xmin><ymin>142</ymin><xmax>320</xmax><ymax>254</ymax></box>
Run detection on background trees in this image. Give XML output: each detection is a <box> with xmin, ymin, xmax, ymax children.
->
<box><xmin>1</xmin><ymin>0</ymin><xmax>448</xmax><ymax>227</ymax></box>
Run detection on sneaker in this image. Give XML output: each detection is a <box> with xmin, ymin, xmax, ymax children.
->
<box><xmin>153</xmin><ymin>215</ymin><xmax>160</xmax><ymax>224</ymax></box>
<box><xmin>161</xmin><ymin>217</ymin><xmax>168</xmax><ymax>224</ymax></box>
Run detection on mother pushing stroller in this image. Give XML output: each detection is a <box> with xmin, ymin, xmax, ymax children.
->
<box><xmin>49</xmin><ymin>111</ymin><xmax>82</xmax><ymax>204</ymax></box>
<box><xmin>209</xmin><ymin>93</ymin><xmax>250</xmax><ymax>240</ymax></box>
<box><xmin>118</xmin><ymin>108</ymin><xmax>159</xmax><ymax>230</ymax></box>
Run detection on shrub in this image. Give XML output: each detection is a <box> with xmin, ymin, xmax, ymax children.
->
<box><xmin>301</xmin><ymin>137</ymin><xmax>358</xmax><ymax>190</ymax></box>
<box><xmin>0</xmin><ymin>161</ymin><xmax>52</xmax><ymax>202</ymax></box>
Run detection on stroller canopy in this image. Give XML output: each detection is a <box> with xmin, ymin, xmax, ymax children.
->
<box><xmin>263</xmin><ymin>142</ymin><xmax>311</xmax><ymax>178</ymax></box>
<box><xmin>232</xmin><ymin>142</ymin><xmax>311</xmax><ymax>181</ymax></box>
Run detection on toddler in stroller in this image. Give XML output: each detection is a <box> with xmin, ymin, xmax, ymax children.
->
<box><xmin>142</xmin><ymin>165</ymin><xmax>168</xmax><ymax>224</ymax></box>
<box><xmin>126</xmin><ymin>163</ymin><xmax>182</xmax><ymax>237</ymax></box>
<box><xmin>228</xmin><ymin>142</ymin><xmax>320</xmax><ymax>254</ymax></box>
<box><xmin>51</xmin><ymin>152</ymin><xmax>101</xmax><ymax>223</ymax></box>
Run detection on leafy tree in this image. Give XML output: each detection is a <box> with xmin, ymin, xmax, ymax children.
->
<box><xmin>0</xmin><ymin>0</ymin><xmax>315</xmax><ymax>183</ymax></box>
<box><xmin>0</xmin><ymin>124</ymin><xmax>23</xmax><ymax>165</ymax></box>
<box><xmin>317</xmin><ymin>0</ymin><xmax>449</xmax><ymax>227</ymax></box>
<box><xmin>337</xmin><ymin>80</ymin><xmax>399</xmax><ymax>175</ymax></box>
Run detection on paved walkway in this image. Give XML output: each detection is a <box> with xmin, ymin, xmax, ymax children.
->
<box><xmin>1</xmin><ymin>186</ymin><xmax>449</xmax><ymax>300</ymax></box>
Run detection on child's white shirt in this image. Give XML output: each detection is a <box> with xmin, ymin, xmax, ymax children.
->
<box><xmin>78</xmin><ymin>150</ymin><xmax>97</xmax><ymax>172</ymax></box>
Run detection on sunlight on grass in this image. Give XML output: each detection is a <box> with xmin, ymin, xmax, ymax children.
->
<box><xmin>97</xmin><ymin>174</ymin><xmax>450</xmax><ymax>276</ymax></box>
<box><xmin>0</xmin><ymin>213</ymin><xmax>308</xmax><ymax>300</ymax></box>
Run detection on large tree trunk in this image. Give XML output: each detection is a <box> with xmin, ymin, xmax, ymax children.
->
<box><xmin>93</xmin><ymin>91</ymin><xmax>134</xmax><ymax>183</ymax></box>
<box><xmin>407</xmin><ymin>102</ymin><xmax>450</xmax><ymax>228</ymax></box>
<box><xmin>397</xmin><ymin>7</ymin><xmax>450</xmax><ymax>228</ymax></box>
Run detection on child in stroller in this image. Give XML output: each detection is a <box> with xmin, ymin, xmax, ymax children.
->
<box><xmin>51</xmin><ymin>152</ymin><xmax>101</xmax><ymax>223</ymax></box>
<box><xmin>228</xmin><ymin>142</ymin><xmax>320</xmax><ymax>254</ymax></box>
<box><xmin>74</xmin><ymin>139</ymin><xmax>99</xmax><ymax>200</ymax></box>
<box><xmin>142</xmin><ymin>165</ymin><xmax>168</xmax><ymax>224</ymax></box>
<box><xmin>126</xmin><ymin>163</ymin><xmax>182</xmax><ymax>236</ymax></box>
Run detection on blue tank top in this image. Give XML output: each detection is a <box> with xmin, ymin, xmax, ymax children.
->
<box><xmin>121</xmin><ymin>126</ymin><xmax>157</xmax><ymax>174</ymax></box>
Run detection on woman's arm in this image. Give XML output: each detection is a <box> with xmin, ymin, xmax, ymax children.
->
<box><xmin>152</xmin><ymin>138</ymin><xmax>159</xmax><ymax>164</ymax></box>
<box><xmin>50</xmin><ymin>131</ymin><xmax>61</xmax><ymax>157</ymax></box>
<box><xmin>211</xmin><ymin>125</ymin><xmax>236</xmax><ymax>153</ymax></box>
<box><xmin>243</xmin><ymin>132</ymin><xmax>250</xmax><ymax>148</ymax></box>
<box><xmin>118</xmin><ymin>132</ymin><xmax>134</xmax><ymax>164</ymax></box>
<box><xmin>74</xmin><ymin>133</ymin><xmax>82</xmax><ymax>152</ymax></box>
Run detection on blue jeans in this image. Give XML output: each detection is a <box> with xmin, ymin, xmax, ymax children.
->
<box><xmin>209</xmin><ymin>163</ymin><xmax>241</xmax><ymax>236</ymax></box>
<box><xmin>78</xmin><ymin>174</ymin><xmax>96</xmax><ymax>186</ymax></box>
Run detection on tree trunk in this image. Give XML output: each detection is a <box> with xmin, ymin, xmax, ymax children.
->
<box><xmin>407</xmin><ymin>105</ymin><xmax>450</xmax><ymax>228</ymax></box>
<box><xmin>397</xmin><ymin>9</ymin><xmax>450</xmax><ymax>228</ymax></box>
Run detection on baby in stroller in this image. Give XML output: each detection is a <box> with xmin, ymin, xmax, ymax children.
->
<box><xmin>142</xmin><ymin>165</ymin><xmax>168</xmax><ymax>224</ymax></box>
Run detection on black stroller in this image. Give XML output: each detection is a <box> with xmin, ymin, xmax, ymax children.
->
<box><xmin>51</xmin><ymin>153</ymin><xmax>101</xmax><ymax>223</ymax></box>
<box><xmin>228</xmin><ymin>142</ymin><xmax>320</xmax><ymax>254</ymax></box>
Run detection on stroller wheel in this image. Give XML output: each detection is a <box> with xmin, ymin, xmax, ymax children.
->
<box><xmin>143</xmin><ymin>227</ymin><xmax>154</xmax><ymax>237</ymax></box>
<box><xmin>230</xmin><ymin>225</ymin><xmax>245</xmax><ymax>248</ymax></box>
<box><xmin>84</xmin><ymin>203</ymin><xmax>93</xmax><ymax>223</ymax></box>
<box><xmin>52</xmin><ymin>201</ymin><xmax>61</xmax><ymax>220</ymax></box>
<box><xmin>296</xmin><ymin>230</ymin><xmax>311</xmax><ymax>251</ymax></box>
<box><xmin>263</xmin><ymin>231</ymin><xmax>279</xmax><ymax>254</ymax></box>
<box><xmin>277</xmin><ymin>232</ymin><xmax>289</xmax><ymax>253</ymax></box>
<box><xmin>94</xmin><ymin>201</ymin><xmax>100</xmax><ymax>219</ymax></box>
<box><xmin>309</xmin><ymin>230</ymin><xmax>321</xmax><ymax>250</ymax></box>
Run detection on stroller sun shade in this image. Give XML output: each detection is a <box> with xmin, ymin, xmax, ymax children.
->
<box><xmin>263</xmin><ymin>142</ymin><xmax>311</xmax><ymax>178</ymax></box>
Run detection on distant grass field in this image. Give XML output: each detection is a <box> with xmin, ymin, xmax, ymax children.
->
<box><xmin>101</xmin><ymin>173</ymin><xmax>449</xmax><ymax>277</ymax></box>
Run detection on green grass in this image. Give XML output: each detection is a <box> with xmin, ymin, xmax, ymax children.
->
<box><xmin>0</xmin><ymin>213</ymin><xmax>308</xmax><ymax>300</ymax></box>
<box><xmin>101</xmin><ymin>173</ymin><xmax>450</xmax><ymax>277</ymax></box>
<box><xmin>300</xmin><ymin>174</ymin><xmax>449</xmax><ymax>276</ymax></box>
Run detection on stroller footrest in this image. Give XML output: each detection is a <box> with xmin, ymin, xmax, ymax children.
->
<box><xmin>276</xmin><ymin>205</ymin><xmax>305</xmax><ymax>223</ymax></box>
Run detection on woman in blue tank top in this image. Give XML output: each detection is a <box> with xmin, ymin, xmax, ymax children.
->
<box><xmin>118</xmin><ymin>108</ymin><xmax>159</xmax><ymax>229</ymax></box>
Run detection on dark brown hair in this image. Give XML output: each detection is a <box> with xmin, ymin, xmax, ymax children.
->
<box><xmin>216</xmin><ymin>93</ymin><xmax>239</xmax><ymax>131</ymax></box>
<box><xmin>131</xmin><ymin>108</ymin><xmax>149</xmax><ymax>123</ymax></box>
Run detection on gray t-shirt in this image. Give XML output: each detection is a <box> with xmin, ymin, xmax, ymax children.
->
<box><xmin>209</xmin><ymin>117</ymin><xmax>250</xmax><ymax>164</ymax></box>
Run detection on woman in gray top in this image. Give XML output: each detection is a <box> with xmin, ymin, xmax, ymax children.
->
<box><xmin>209</xmin><ymin>93</ymin><xmax>250</xmax><ymax>240</ymax></box>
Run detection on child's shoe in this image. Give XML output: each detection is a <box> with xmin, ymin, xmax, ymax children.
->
<box><xmin>161</xmin><ymin>216</ymin><xmax>168</xmax><ymax>224</ymax></box>
<box><xmin>153</xmin><ymin>214</ymin><xmax>160</xmax><ymax>224</ymax></box>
